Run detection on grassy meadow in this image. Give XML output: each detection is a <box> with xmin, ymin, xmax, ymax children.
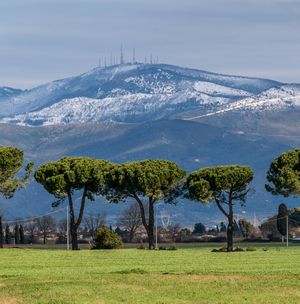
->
<box><xmin>1</xmin><ymin>244</ymin><xmax>300</xmax><ymax>303</ymax></box>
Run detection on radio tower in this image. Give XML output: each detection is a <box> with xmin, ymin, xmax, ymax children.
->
<box><xmin>120</xmin><ymin>44</ymin><xmax>124</xmax><ymax>64</ymax></box>
<box><xmin>132</xmin><ymin>48</ymin><xmax>136</xmax><ymax>63</ymax></box>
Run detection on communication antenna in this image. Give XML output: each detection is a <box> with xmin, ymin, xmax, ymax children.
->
<box><xmin>156</xmin><ymin>56</ymin><xmax>159</xmax><ymax>64</ymax></box>
<box><xmin>98</xmin><ymin>57</ymin><xmax>101</xmax><ymax>68</ymax></box>
<box><xmin>110</xmin><ymin>52</ymin><xmax>113</xmax><ymax>66</ymax></box>
<box><xmin>104</xmin><ymin>56</ymin><xmax>107</xmax><ymax>68</ymax></box>
<box><xmin>150</xmin><ymin>54</ymin><xmax>153</xmax><ymax>64</ymax></box>
<box><xmin>132</xmin><ymin>48</ymin><xmax>136</xmax><ymax>63</ymax></box>
<box><xmin>120</xmin><ymin>44</ymin><xmax>124</xmax><ymax>64</ymax></box>
<box><xmin>144</xmin><ymin>56</ymin><xmax>147</xmax><ymax>64</ymax></box>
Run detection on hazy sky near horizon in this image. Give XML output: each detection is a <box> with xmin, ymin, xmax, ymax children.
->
<box><xmin>0</xmin><ymin>0</ymin><xmax>299</xmax><ymax>88</ymax></box>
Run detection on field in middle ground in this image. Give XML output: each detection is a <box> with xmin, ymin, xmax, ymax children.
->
<box><xmin>0</xmin><ymin>244</ymin><xmax>300</xmax><ymax>303</ymax></box>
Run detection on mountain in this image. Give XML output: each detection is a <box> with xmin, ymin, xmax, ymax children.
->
<box><xmin>0</xmin><ymin>63</ymin><xmax>299</xmax><ymax>225</ymax></box>
<box><xmin>0</xmin><ymin>63</ymin><xmax>281</xmax><ymax>125</ymax></box>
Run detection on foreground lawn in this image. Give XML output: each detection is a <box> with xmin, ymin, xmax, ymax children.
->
<box><xmin>1</xmin><ymin>245</ymin><xmax>300</xmax><ymax>303</ymax></box>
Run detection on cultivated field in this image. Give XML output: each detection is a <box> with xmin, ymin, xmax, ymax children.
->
<box><xmin>1</xmin><ymin>244</ymin><xmax>300</xmax><ymax>304</ymax></box>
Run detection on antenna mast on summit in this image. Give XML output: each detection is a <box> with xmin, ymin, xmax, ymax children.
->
<box><xmin>120</xmin><ymin>44</ymin><xmax>124</xmax><ymax>64</ymax></box>
<box><xmin>98</xmin><ymin>57</ymin><xmax>101</xmax><ymax>68</ymax></box>
<box><xmin>132</xmin><ymin>48</ymin><xmax>136</xmax><ymax>63</ymax></box>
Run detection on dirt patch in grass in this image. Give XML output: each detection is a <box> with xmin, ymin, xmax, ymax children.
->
<box><xmin>0</xmin><ymin>295</ymin><xmax>19</xmax><ymax>304</ymax></box>
<box><xmin>153</xmin><ymin>274</ymin><xmax>300</xmax><ymax>283</ymax></box>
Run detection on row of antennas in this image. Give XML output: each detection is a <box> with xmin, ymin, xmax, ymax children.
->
<box><xmin>98</xmin><ymin>46</ymin><xmax>159</xmax><ymax>68</ymax></box>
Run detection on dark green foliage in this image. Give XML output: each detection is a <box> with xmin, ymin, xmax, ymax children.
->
<box><xmin>192</xmin><ymin>222</ymin><xmax>206</xmax><ymax>234</ymax></box>
<box><xmin>266</xmin><ymin>149</ymin><xmax>300</xmax><ymax>197</ymax></box>
<box><xmin>92</xmin><ymin>225</ymin><xmax>123</xmax><ymax>249</ymax></box>
<box><xmin>14</xmin><ymin>224</ymin><xmax>20</xmax><ymax>244</ymax></box>
<box><xmin>220</xmin><ymin>222</ymin><xmax>227</xmax><ymax>232</ymax></box>
<box><xmin>187</xmin><ymin>165</ymin><xmax>253</xmax><ymax>252</ymax></box>
<box><xmin>0</xmin><ymin>146</ymin><xmax>33</xmax><ymax>248</ymax></box>
<box><xmin>238</xmin><ymin>219</ymin><xmax>254</xmax><ymax>238</ymax></box>
<box><xmin>277</xmin><ymin>203</ymin><xmax>288</xmax><ymax>236</ymax></box>
<box><xmin>35</xmin><ymin>157</ymin><xmax>115</xmax><ymax>250</ymax></box>
<box><xmin>5</xmin><ymin>224</ymin><xmax>11</xmax><ymax>244</ymax></box>
<box><xmin>259</xmin><ymin>216</ymin><xmax>281</xmax><ymax>241</ymax></box>
<box><xmin>0</xmin><ymin>146</ymin><xmax>33</xmax><ymax>198</ymax></box>
<box><xmin>104</xmin><ymin>160</ymin><xmax>186</xmax><ymax>249</ymax></box>
<box><xmin>289</xmin><ymin>208</ymin><xmax>300</xmax><ymax>227</ymax></box>
<box><xmin>19</xmin><ymin>225</ymin><xmax>25</xmax><ymax>244</ymax></box>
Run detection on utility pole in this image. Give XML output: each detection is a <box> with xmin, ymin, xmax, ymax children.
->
<box><xmin>286</xmin><ymin>215</ymin><xmax>289</xmax><ymax>248</ymax></box>
<box><xmin>66</xmin><ymin>205</ymin><xmax>69</xmax><ymax>250</ymax></box>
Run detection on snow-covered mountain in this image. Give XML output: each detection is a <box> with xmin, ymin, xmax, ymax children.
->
<box><xmin>0</xmin><ymin>63</ymin><xmax>283</xmax><ymax>126</ymax></box>
<box><xmin>0</xmin><ymin>63</ymin><xmax>299</xmax><ymax>222</ymax></box>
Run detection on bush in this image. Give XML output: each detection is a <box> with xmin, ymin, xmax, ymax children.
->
<box><xmin>234</xmin><ymin>247</ymin><xmax>244</xmax><ymax>252</ymax></box>
<box><xmin>91</xmin><ymin>225</ymin><xmax>123</xmax><ymax>249</ymax></box>
<box><xmin>137</xmin><ymin>242</ymin><xmax>145</xmax><ymax>250</ymax></box>
<box><xmin>168</xmin><ymin>245</ymin><xmax>177</xmax><ymax>251</ymax></box>
<box><xmin>246</xmin><ymin>247</ymin><xmax>256</xmax><ymax>251</ymax></box>
<box><xmin>159</xmin><ymin>246</ymin><xmax>167</xmax><ymax>250</ymax></box>
<box><xmin>211</xmin><ymin>247</ymin><xmax>227</xmax><ymax>252</ymax></box>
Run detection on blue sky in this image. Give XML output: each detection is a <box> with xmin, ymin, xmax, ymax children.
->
<box><xmin>0</xmin><ymin>0</ymin><xmax>299</xmax><ymax>88</ymax></box>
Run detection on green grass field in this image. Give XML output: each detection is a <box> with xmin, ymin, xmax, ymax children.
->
<box><xmin>1</xmin><ymin>244</ymin><xmax>300</xmax><ymax>304</ymax></box>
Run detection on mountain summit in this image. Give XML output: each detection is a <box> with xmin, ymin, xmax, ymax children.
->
<box><xmin>0</xmin><ymin>63</ymin><xmax>290</xmax><ymax>126</ymax></box>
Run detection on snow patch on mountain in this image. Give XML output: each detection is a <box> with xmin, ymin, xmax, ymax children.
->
<box><xmin>193</xmin><ymin>81</ymin><xmax>251</xmax><ymax>97</ymax></box>
<box><xmin>185</xmin><ymin>85</ymin><xmax>300</xmax><ymax>120</ymax></box>
<box><xmin>2</xmin><ymin>89</ymin><xmax>232</xmax><ymax>126</ymax></box>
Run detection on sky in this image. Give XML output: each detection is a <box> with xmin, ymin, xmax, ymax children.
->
<box><xmin>0</xmin><ymin>0</ymin><xmax>300</xmax><ymax>88</ymax></box>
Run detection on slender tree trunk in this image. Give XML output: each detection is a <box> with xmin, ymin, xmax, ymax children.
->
<box><xmin>129</xmin><ymin>230</ymin><xmax>134</xmax><ymax>243</ymax></box>
<box><xmin>227</xmin><ymin>215</ymin><xmax>233</xmax><ymax>252</ymax></box>
<box><xmin>71</xmin><ymin>226</ymin><xmax>79</xmax><ymax>250</ymax></box>
<box><xmin>132</xmin><ymin>194</ymin><xmax>156</xmax><ymax>249</ymax></box>
<box><xmin>67</xmin><ymin>191</ymin><xmax>78</xmax><ymax>250</ymax></box>
<box><xmin>0</xmin><ymin>216</ymin><xmax>3</xmax><ymax>248</ymax></box>
<box><xmin>67</xmin><ymin>188</ymin><xmax>87</xmax><ymax>250</ymax></box>
<box><xmin>148</xmin><ymin>201</ymin><xmax>155</xmax><ymax>249</ymax></box>
<box><xmin>43</xmin><ymin>233</ymin><xmax>46</xmax><ymax>244</ymax></box>
<box><xmin>227</xmin><ymin>191</ymin><xmax>234</xmax><ymax>252</ymax></box>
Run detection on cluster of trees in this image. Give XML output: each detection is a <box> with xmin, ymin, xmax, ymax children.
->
<box><xmin>1</xmin><ymin>146</ymin><xmax>300</xmax><ymax>252</ymax></box>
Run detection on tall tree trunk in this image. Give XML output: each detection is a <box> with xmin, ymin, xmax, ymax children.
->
<box><xmin>148</xmin><ymin>201</ymin><xmax>155</xmax><ymax>249</ymax></box>
<box><xmin>227</xmin><ymin>215</ymin><xmax>233</xmax><ymax>252</ymax></box>
<box><xmin>227</xmin><ymin>191</ymin><xmax>234</xmax><ymax>252</ymax></box>
<box><xmin>43</xmin><ymin>233</ymin><xmax>46</xmax><ymax>244</ymax></box>
<box><xmin>67</xmin><ymin>189</ymin><xmax>87</xmax><ymax>250</ymax></box>
<box><xmin>129</xmin><ymin>230</ymin><xmax>134</xmax><ymax>243</ymax></box>
<box><xmin>0</xmin><ymin>216</ymin><xmax>3</xmax><ymax>248</ymax></box>
<box><xmin>71</xmin><ymin>226</ymin><xmax>79</xmax><ymax>250</ymax></box>
<box><xmin>67</xmin><ymin>191</ymin><xmax>78</xmax><ymax>250</ymax></box>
